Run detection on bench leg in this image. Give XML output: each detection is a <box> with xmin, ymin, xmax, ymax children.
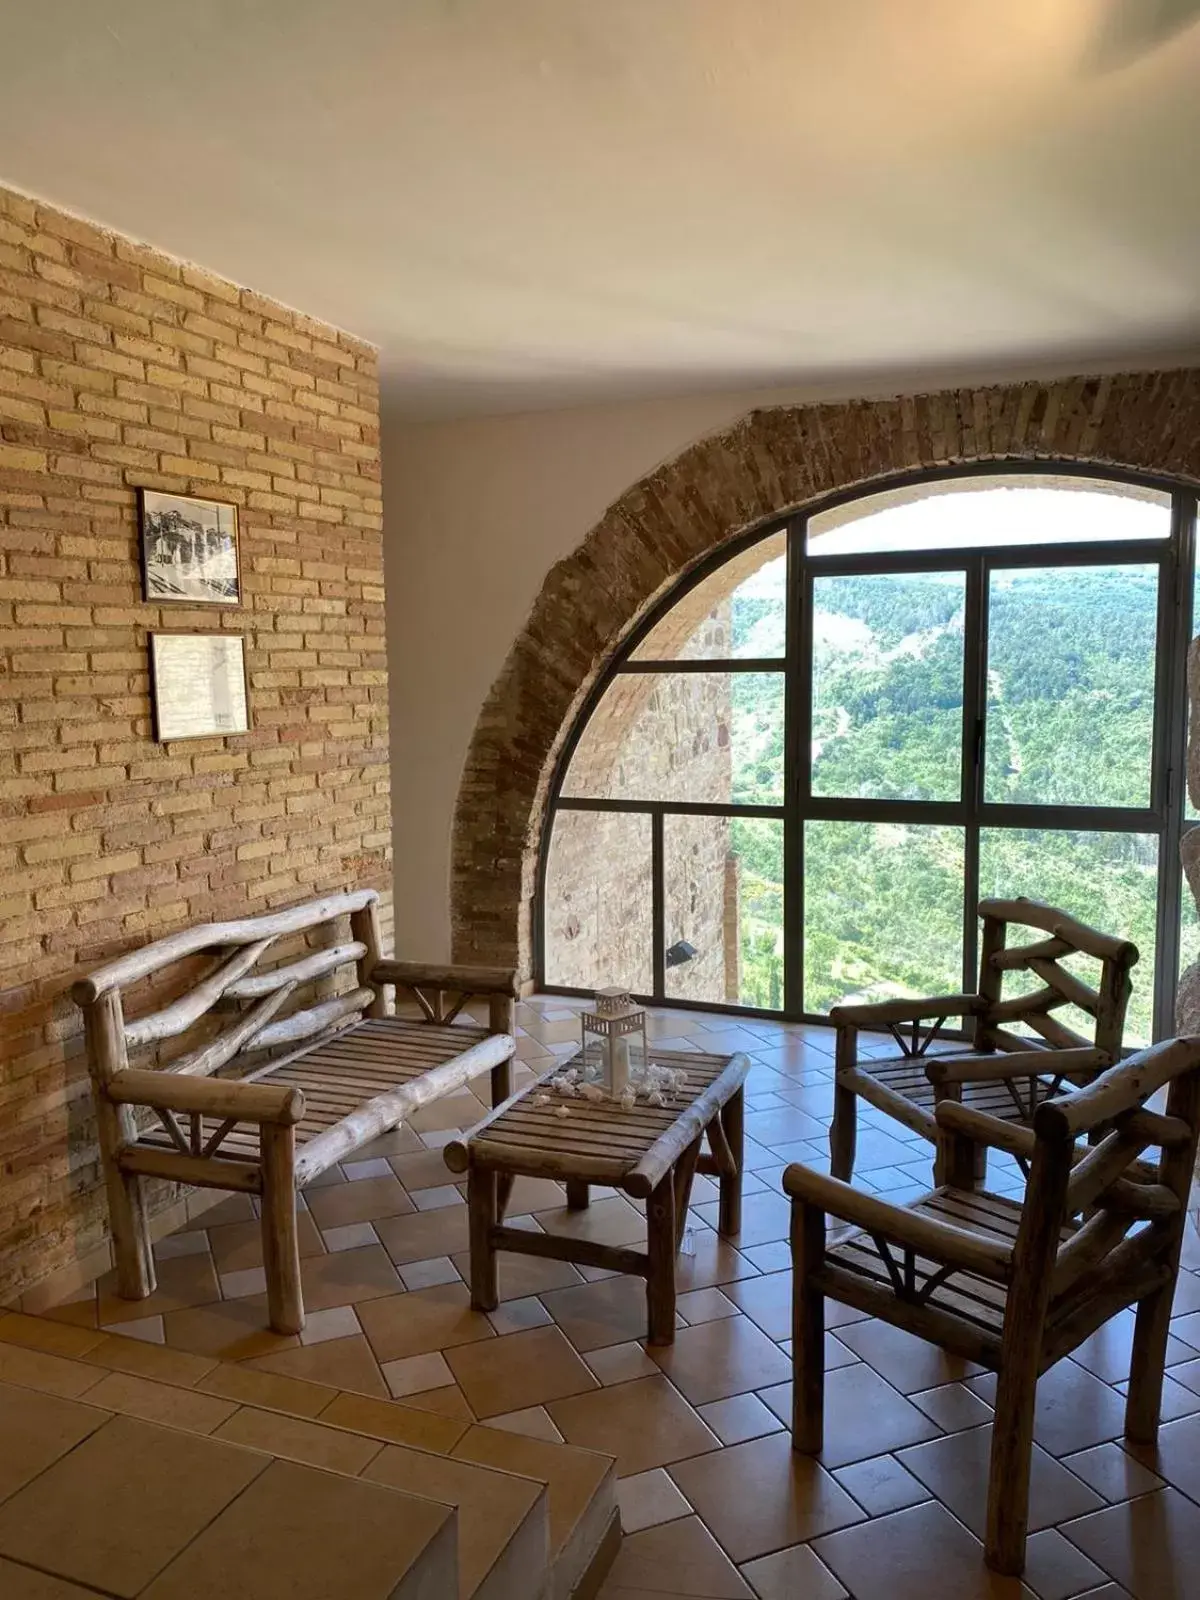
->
<box><xmin>566</xmin><ymin>1180</ymin><xmax>589</xmax><ymax>1210</ymax></box>
<box><xmin>261</xmin><ymin>1125</ymin><xmax>304</xmax><ymax>1337</ymax></box>
<box><xmin>109</xmin><ymin>1166</ymin><xmax>156</xmax><ymax>1302</ymax></box>
<box><xmin>490</xmin><ymin>1059</ymin><xmax>513</xmax><ymax>1109</ymax></box>
<box><xmin>646</xmin><ymin>1172</ymin><xmax>677</xmax><ymax>1346</ymax></box>
<box><xmin>469</xmin><ymin>1166</ymin><xmax>500</xmax><ymax>1312</ymax></box>
<box><xmin>829</xmin><ymin>1081</ymin><xmax>857</xmax><ymax>1182</ymax></box>
<box><xmin>718</xmin><ymin>1089</ymin><xmax>744</xmax><ymax>1237</ymax></box>
<box><xmin>790</xmin><ymin>1199</ymin><xmax>825</xmax><ymax>1454</ymax></box>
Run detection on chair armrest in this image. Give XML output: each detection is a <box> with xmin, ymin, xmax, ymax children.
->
<box><xmin>372</xmin><ymin>960</ymin><xmax>520</xmax><ymax>1000</ymax></box>
<box><xmin>781</xmin><ymin>1162</ymin><xmax>1013</xmax><ymax>1281</ymax></box>
<box><xmin>934</xmin><ymin>1100</ymin><xmax>1037</xmax><ymax>1161</ymax></box>
<box><xmin>830</xmin><ymin>993</ymin><xmax>983</xmax><ymax>1028</ymax></box>
<box><xmin>926</xmin><ymin>1047</ymin><xmax>1105</xmax><ymax>1086</ymax></box>
<box><xmin>106</xmin><ymin>1067</ymin><xmax>305</xmax><ymax>1127</ymax></box>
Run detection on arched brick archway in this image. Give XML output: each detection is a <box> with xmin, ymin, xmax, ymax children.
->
<box><xmin>451</xmin><ymin>369</ymin><xmax>1200</xmax><ymax>976</ymax></box>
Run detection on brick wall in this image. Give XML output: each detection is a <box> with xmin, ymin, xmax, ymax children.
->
<box><xmin>0</xmin><ymin>184</ymin><xmax>390</xmax><ymax>1308</ymax></box>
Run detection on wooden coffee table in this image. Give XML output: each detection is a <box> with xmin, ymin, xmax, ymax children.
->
<box><xmin>443</xmin><ymin>1044</ymin><xmax>750</xmax><ymax>1345</ymax></box>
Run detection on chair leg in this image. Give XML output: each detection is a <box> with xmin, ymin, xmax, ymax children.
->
<box><xmin>109</xmin><ymin>1166</ymin><xmax>156</xmax><ymax>1301</ymax></box>
<box><xmin>261</xmin><ymin>1126</ymin><xmax>304</xmax><ymax>1336</ymax></box>
<box><xmin>1125</xmin><ymin>1279</ymin><xmax>1175</xmax><ymax>1446</ymax></box>
<box><xmin>790</xmin><ymin>1200</ymin><xmax>825</xmax><ymax>1453</ymax></box>
<box><xmin>984</xmin><ymin>1360</ymin><xmax>1038</xmax><ymax>1575</ymax></box>
<box><xmin>829</xmin><ymin>1083</ymin><xmax>857</xmax><ymax>1182</ymax></box>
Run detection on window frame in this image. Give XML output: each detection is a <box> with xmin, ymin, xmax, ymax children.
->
<box><xmin>535</xmin><ymin>459</ymin><xmax>1198</xmax><ymax>1041</ymax></box>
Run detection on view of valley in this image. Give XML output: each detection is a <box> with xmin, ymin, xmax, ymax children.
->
<box><xmin>729</xmin><ymin>554</ymin><xmax>1187</xmax><ymax>1043</ymax></box>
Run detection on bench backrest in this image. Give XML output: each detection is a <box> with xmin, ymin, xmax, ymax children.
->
<box><xmin>974</xmin><ymin>897</ymin><xmax>1139</xmax><ymax>1064</ymax></box>
<box><xmin>71</xmin><ymin>889</ymin><xmax>386</xmax><ymax>1087</ymax></box>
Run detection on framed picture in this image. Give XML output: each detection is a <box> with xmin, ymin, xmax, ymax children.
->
<box><xmin>139</xmin><ymin>489</ymin><xmax>241</xmax><ymax>605</ymax></box>
<box><xmin>149</xmin><ymin>632</ymin><xmax>250</xmax><ymax>742</ymax></box>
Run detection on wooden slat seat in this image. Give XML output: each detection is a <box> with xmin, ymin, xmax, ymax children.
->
<box><xmin>830</xmin><ymin>898</ymin><xmax>1139</xmax><ymax>1189</ymax></box>
<box><xmin>73</xmin><ymin>890</ymin><xmax>520</xmax><ymax>1338</ymax></box>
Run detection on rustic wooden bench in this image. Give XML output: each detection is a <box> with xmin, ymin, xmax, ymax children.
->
<box><xmin>72</xmin><ymin>888</ymin><xmax>518</xmax><ymax>1334</ymax></box>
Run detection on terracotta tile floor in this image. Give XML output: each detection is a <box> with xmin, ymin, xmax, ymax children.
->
<box><xmin>47</xmin><ymin>997</ymin><xmax>1200</xmax><ymax>1600</ymax></box>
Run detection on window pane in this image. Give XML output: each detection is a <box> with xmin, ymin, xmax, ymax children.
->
<box><xmin>984</xmin><ymin>565</ymin><xmax>1157</xmax><ymax>808</ymax></box>
<box><xmin>803</xmin><ymin>822</ymin><xmax>965</xmax><ymax>1012</ymax></box>
<box><xmin>543</xmin><ymin>810</ymin><xmax>652</xmax><ymax>994</ymax></box>
<box><xmin>631</xmin><ymin>531</ymin><xmax>786</xmax><ymax>660</ymax></box>
<box><xmin>664</xmin><ymin>816</ymin><xmax>784</xmax><ymax>1009</ymax></box>
<box><xmin>978</xmin><ymin>827</ymin><xmax>1158</xmax><ymax>1046</ymax></box>
<box><xmin>1180</xmin><ymin>862</ymin><xmax>1200</xmax><ymax>1009</ymax></box>
<box><xmin>811</xmin><ymin>572</ymin><xmax>964</xmax><ymax>801</ymax></box>
<box><xmin>808</xmin><ymin>477</ymin><xmax>1170</xmax><ymax>557</ymax></box>
<box><xmin>562</xmin><ymin>672</ymin><xmax>784</xmax><ymax>805</ymax></box>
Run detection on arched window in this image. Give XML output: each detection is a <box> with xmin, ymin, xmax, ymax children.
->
<box><xmin>538</xmin><ymin>466</ymin><xmax>1199</xmax><ymax>1046</ymax></box>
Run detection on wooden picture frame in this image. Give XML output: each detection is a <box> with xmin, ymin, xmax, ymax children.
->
<box><xmin>138</xmin><ymin>488</ymin><xmax>241</xmax><ymax>605</ymax></box>
<box><xmin>149</xmin><ymin>631</ymin><xmax>250</xmax><ymax>742</ymax></box>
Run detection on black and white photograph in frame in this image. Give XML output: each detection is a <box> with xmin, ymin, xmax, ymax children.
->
<box><xmin>149</xmin><ymin>632</ymin><xmax>250</xmax><ymax>742</ymax></box>
<box><xmin>139</xmin><ymin>489</ymin><xmax>241</xmax><ymax>604</ymax></box>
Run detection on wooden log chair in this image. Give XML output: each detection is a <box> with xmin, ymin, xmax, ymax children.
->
<box><xmin>71</xmin><ymin>888</ymin><xmax>519</xmax><ymax>1336</ymax></box>
<box><xmin>828</xmin><ymin>897</ymin><xmax>1139</xmax><ymax>1188</ymax></box>
<box><xmin>786</xmin><ymin>1035</ymin><xmax>1200</xmax><ymax>1575</ymax></box>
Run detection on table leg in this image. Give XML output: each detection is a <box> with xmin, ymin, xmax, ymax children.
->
<box><xmin>718</xmin><ymin>1086</ymin><xmax>744</xmax><ymax>1237</ymax></box>
<box><xmin>468</xmin><ymin>1165</ymin><xmax>499</xmax><ymax>1312</ymax></box>
<box><xmin>566</xmin><ymin>1180</ymin><xmax>590</xmax><ymax>1210</ymax></box>
<box><xmin>646</xmin><ymin>1171</ymin><xmax>677</xmax><ymax>1346</ymax></box>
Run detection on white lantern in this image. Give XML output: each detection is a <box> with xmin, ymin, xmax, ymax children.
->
<box><xmin>581</xmin><ymin>987</ymin><xmax>649</xmax><ymax>1098</ymax></box>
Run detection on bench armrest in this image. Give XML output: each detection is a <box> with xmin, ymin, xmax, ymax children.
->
<box><xmin>372</xmin><ymin>960</ymin><xmax>521</xmax><ymax>999</ymax></box>
<box><xmin>926</xmin><ymin>1046</ymin><xmax>1105</xmax><ymax>1086</ymax></box>
<box><xmin>830</xmin><ymin>993</ymin><xmax>984</xmax><ymax>1029</ymax></box>
<box><xmin>782</xmin><ymin>1162</ymin><xmax>1013</xmax><ymax>1281</ymax></box>
<box><xmin>106</xmin><ymin>1067</ymin><xmax>305</xmax><ymax>1127</ymax></box>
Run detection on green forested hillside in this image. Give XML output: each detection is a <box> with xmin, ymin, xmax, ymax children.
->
<box><xmin>730</xmin><ymin>564</ymin><xmax>1168</xmax><ymax>1042</ymax></box>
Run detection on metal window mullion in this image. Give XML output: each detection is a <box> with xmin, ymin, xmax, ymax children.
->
<box><xmin>961</xmin><ymin>552</ymin><xmax>987</xmax><ymax>990</ymax></box>
<box><xmin>1155</xmin><ymin>491</ymin><xmax>1197</xmax><ymax>1037</ymax></box>
<box><xmin>787</xmin><ymin>520</ymin><xmax>813</xmax><ymax>1015</ymax></box>
<box><xmin>651</xmin><ymin>810</ymin><xmax>666</xmax><ymax>1003</ymax></box>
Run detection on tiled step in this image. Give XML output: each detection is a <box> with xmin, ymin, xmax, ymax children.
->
<box><xmin>0</xmin><ymin>1309</ymin><xmax>619</xmax><ymax>1600</ymax></box>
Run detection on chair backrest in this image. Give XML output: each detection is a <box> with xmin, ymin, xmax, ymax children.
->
<box><xmin>973</xmin><ymin>898</ymin><xmax>1138</xmax><ymax>1064</ymax></box>
<box><xmin>71</xmin><ymin>890</ymin><xmax>386</xmax><ymax>1087</ymax></box>
<box><xmin>1008</xmin><ymin>1037</ymin><xmax>1200</xmax><ymax>1361</ymax></box>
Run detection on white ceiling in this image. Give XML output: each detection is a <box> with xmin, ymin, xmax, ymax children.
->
<box><xmin>2</xmin><ymin>1</ymin><xmax>1200</xmax><ymax>418</ymax></box>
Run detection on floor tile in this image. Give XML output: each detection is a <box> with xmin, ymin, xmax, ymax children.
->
<box><xmin>832</xmin><ymin>1452</ymin><xmax>933</xmax><ymax>1516</ymax></box>
<box><xmin>453</xmin><ymin>1419</ymin><xmax>612</xmax><ymax>1557</ymax></box>
<box><xmin>669</xmin><ymin>1430</ymin><xmax>865</xmax><ymax>1564</ymax></box>
<box><xmin>382</xmin><ymin>1350</ymin><xmax>454</xmax><ymax>1398</ymax></box>
<box><xmin>677</xmin><ymin>1287</ymin><xmax>739</xmax><ymax>1325</ymax></box>
<box><xmin>723</xmin><ymin>1272</ymin><xmax>792</xmax><ymax>1341</ymax></box>
<box><xmin>694</xmin><ymin>1189</ymin><xmax>791</xmax><ymax>1248</ymax></box>
<box><xmin>207</xmin><ymin>1212</ymin><xmax>325</xmax><ymax>1274</ymax></box>
<box><xmin>305</xmin><ymin>1175</ymin><xmax>414</xmax><ymax>1231</ymax></box>
<box><xmin>0</xmin><ymin>1312</ymin><xmax>103</xmax><ymax>1360</ymax></box>
<box><xmin>162</xmin><ymin>1296</ymin><xmax>299</xmax><ymax>1362</ymax></box>
<box><xmin>488</xmin><ymin>1404</ymin><xmax>564</xmax><ymax>1443</ymax></box>
<box><xmin>968</xmin><ymin>1361</ymin><xmax>1128</xmax><ymax>1457</ymax></box>
<box><xmin>102</xmin><ymin>1315</ymin><xmax>165</xmax><ymax>1345</ymax></box>
<box><xmin>297</xmin><ymin>1244</ymin><xmax>402</xmax><ymax>1311</ymax></box>
<box><xmin>0</xmin><ymin>1381</ymin><xmax>110</xmax><ymax>1503</ymax></box>
<box><xmin>672</xmin><ymin>1230</ymin><xmax>760</xmax><ymax>1292</ymax></box>
<box><xmin>1071</xmin><ymin>1309</ymin><xmax>1192</xmax><ymax>1386</ymax></box>
<box><xmin>448</xmin><ymin>1324</ymin><xmax>599</xmax><ymax>1418</ymax></box>
<box><xmin>220</xmin><ymin>1265</ymin><xmax>269</xmax><ymax>1300</ymax></box>
<box><xmin>195</xmin><ymin>1363</ymin><xmax>333</xmax><ymax>1420</ymax></box>
<box><xmin>180</xmin><ymin>1193</ymin><xmax>255</xmax><ymax>1231</ymax></box>
<box><xmin>0</xmin><ymin>1559</ymin><xmax>104</xmax><ymax>1598</ymax></box>
<box><xmin>313</xmin><ymin>1221</ymin><xmax>378</xmax><ymax>1254</ymax></box>
<box><xmin>353</xmin><ymin>1124</ymin><xmax>425</xmax><ymax>1160</ymax></box>
<box><xmin>298</xmin><ymin>1304</ymin><xmax>361</xmax><ymax>1345</ymax></box>
<box><xmin>1062</xmin><ymin>1487</ymin><xmax>1200</xmax><ymax>1600</ymax></box>
<box><xmin>598</xmin><ymin>1515</ymin><xmax>754</xmax><ymax>1598</ymax></box>
<box><xmin>543</xmin><ymin>1274</ymin><xmax>661</xmax><ymax>1352</ymax></box>
<box><xmin>81</xmin><ymin>1334</ymin><xmax>216</xmax><ymax>1389</ymax></box>
<box><xmin>1117</xmin><ymin>1370</ymin><xmax>1200</xmax><ymax>1423</ymax></box>
<box><xmin>96</xmin><ymin>1252</ymin><xmax>221</xmax><ymax>1327</ymax></box>
<box><xmin>0</xmin><ymin>1342</ymin><xmax>106</xmax><ymax>1400</ymax></box>
<box><xmin>357</xmin><ymin>1282</ymin><xmax>494</xmax><ymax>1364</ymax></box>
<box><xmin>362</xmin><ymin>1440</ymin><xmax>544</xmax><ymax>1598</ymax></box>
<box><xmin>583</xmin><ymin>1341</ymin><xmax>662</xmax><ymax>1387</ymax></box>
<box><xmin>376</xmin><ymin>1204</ymin><xmax>472</xmax><ymax>1265</ymax></box>
<box><xmin>82</xmin><ymin>1370</ymin><xmax>238</xmax><ymax>1436</ymax></box>
<box><xmin>319</xmin><ymin>1389</ymin><xmax>469</xmax><ymax>1453</ymax></box>
<box><xmin>388</xmin><ymin>1146</ymin><xmax>459</xmax><ymax>1190</ymax></box>
<box><xmin>0</xmin><ymin>1413</ymin><xmax>267</xmax><ymax>1597</ymax></box>
<box><xmin>1022</xmin><ymin>1528</ymin><xmax>1107</xmax><ymax>1600</ymax></box>
<box><xmin>409</xmin><ymin>1089</ymin><xmax>489</xmax><ymax>1134</ymax></box>
<box><xmin>836</xmin><ymin>1316</ymin><xmax>986</xmax><ymax>1395</ymax></box>
<box><xmin>1061</xmin><ymin>1441</ymin><xmax>1165</xmax><ymax>1504</ymax></box>
<box><xmin>898</xmin><ymin>1424</ymin><xmax>1102</xmax><ymax>1540</ymax></box>
<box><xmin>761</xmin><ymin>1363</ymin><xmax>940</xmax><ymax>1468</ymax></box>
<box><xmin>911</xmin><ymin>1380</ymin><xmax>995</xmax><ymax>1433</ymax></box>
<box><xmin>412</xmin><ymin>1183</ymin><xmax>465</xmax><ymax>1212</ymax></box>
<box><xmin>248</xmin><ymin>1333</ymin><xmax>389</xmax><ymax>1397</ymax></box>
<box><xmin>616</xmin><ymin>1467</ymin><xmax>692</xmax><ymax>1533</ymax></box>
<box><xmin>740</xmin><ymin>1541</ymin><xmax>848</xmax><ymax>1600</ymax></box>
<box><xmin>215</xmin><ymin>1405</ymin><xmax>384</xmax><ymax>1474</ymax></box>
<box><xmin>342</xmin><ymin>1156</ymin><xmax>395</xmax><ymax>1180</ymax></box>
<box><xmin>140</xmin><ymin>1457</ymin><xmax>452</xmax><ymax>1600</ymax></box>
<box><xmin>550</xmin><ymin>1375</ymin><xmax>719</xmax><ymax>1477</ymax></box>
<box><xmin>535</xmin><ymin>1195</ymin><xmax>648</xmax><ymax>1249</ymax></box>
<box><xmin>696</xmin><ymin>1391</ymin><xmax>784</xmax><ymax>1446</ymax></box>
<box><xmin>402</xmin><ymin>1383</ymin><xmax>476</xmax><ymax>1421</ymax></box>
<box><xmin>399</xmin><ymin>1255</ymin><xmax>462</xmax><ymax>1291</ymax></box>
<box><xmin>451</xmin><ymin>1242</ymin><xmax>584</xmax><ymax>1300</ymax></box>
<box><xmin>1124</xmin><ymin>1410</ymin><xmax>1200</xmax><ymax>1502</ymax></box>
<box><xmin>650</xmin><ymin>1314</ymin><xmax>791</xmax><ymax>1406</ymax></box>
<box><xmin>813</xmin><ymin>1499</ymin><xmax>1030</xmax><ymax>1599</ymax></box>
